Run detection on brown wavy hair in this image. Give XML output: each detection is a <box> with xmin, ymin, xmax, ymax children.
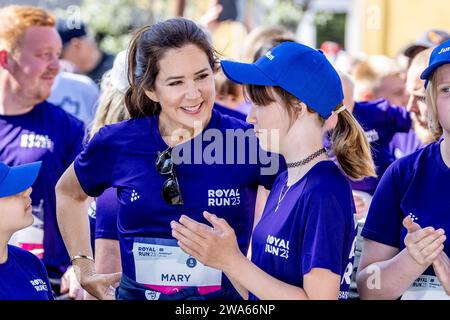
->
<box><xmin>124</xmin><ymin>18</ymin><xmax>217</xmax><ymax>118</ymax></box>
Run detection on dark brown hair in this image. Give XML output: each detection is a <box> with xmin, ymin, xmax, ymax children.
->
<box><xmin>125</xmin><ymin>18</ymin><xmax>217</xmax><ymax>118</ymax></box>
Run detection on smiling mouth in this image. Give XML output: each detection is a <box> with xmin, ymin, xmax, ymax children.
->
<box><xmin>180</xmin><ymin>102</ymin><xmax>203</xmax><ymax>114</ymax></box>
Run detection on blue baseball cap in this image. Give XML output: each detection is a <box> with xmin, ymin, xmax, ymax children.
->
<box><xmin>220</xmin><ymin>41</ymin><xmax>344</xmax><ymax>119</ymax></box>
<box><xmin>57</xmin><ymin>19</ymin><xmax>87</xmax><ymax>45</ymax></box>
<box><xmin>0</xmin><ymin>162</ymin><xmax>42</xmax><ymax>198</ymax></box>
<box><xmin>421</xmin><ymin>39</ymin><xmax>450</xmax><ymax>88</ymax></box>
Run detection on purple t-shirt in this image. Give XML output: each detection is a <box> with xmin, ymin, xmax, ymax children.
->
<box><xmin>89</xmin><ymin>105</ymin><xmax>250</xmax><ymax>246</ymax></box>
<box><xmin>74</xmin><ymin>109</ymin><xmax>282</xmax><ymax>296</ymax></box>
<box><xmin>250</xmin><ymin>161</ymin><xmax>357</xmax><ymax>300</ymax></box>
<box><xmin>0</xmin><ymin>245</ymin><xmax>53</xmax><ymax>300</ymax></box>
<box><xmin>213</xmin><ymin>103</ymin><xmax>247</xmax><ymax>122</ymax></box>
<box><xmin>91</xmin><ymin>188</ymin><xmax>120</xmax><ymax>241</ymax></box>
<box><xmin>351</xmin><ymin>99</ymin><xmax>412</xmax><ymax>194</ymax></box>
<box><xmin>362</xmin><ymin>141</ymin><xmax>449</xmax><ymax>280</ymax></box>
<box><xmin>87</xmin><ymin>188</ymin><xmax>120</xmax><ymax>253</ymax></box>
<box><xmin>389</xmin><ymin>129</ymin><xmax>423</xmax><ymax>160</ymax></box>
<box><xmin>0</xmin><ymin>101</ymin><xmax>84</xmax><ymax>278</ymax></box>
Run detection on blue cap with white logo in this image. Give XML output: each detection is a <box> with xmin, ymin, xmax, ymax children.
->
<box><xmin>0</xmin><ymin>161</ymin><xmax>41</xmax><ymax>198</ymax></box>
<box><xmin>421</xmin><ymin>39</ymin><xmax>450</xmax><ymax>88</ymax></box>
<box><xmin>220</xmin><ymin>41</ymin><xmax>344</xmax><ymax>119</ymax></box>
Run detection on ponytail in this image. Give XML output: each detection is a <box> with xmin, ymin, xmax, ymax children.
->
<box><xmin>331</xmin><ymin>104</ymin><xmax>377</xmax><ymax>180</ymax></box>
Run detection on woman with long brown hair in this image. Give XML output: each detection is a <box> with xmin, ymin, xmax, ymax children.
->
<box><xmin>56</xmin><ymin>18</ymin><xmax>282</xmax><ymax>300</ymax></box>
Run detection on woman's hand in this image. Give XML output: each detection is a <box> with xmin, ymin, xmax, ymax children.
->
<box><xmin>171</xmin><ymin>211</ymin><xmax>243</xmax><ymax>272</ymax></box>
<box><xmin>60</xmin><ymin>266</ymin><xmax>84</xmax><ymax>300</ymax></box>
<box><xmin>72</xmin><ymin>259</ymin><xmax>121</xmax><ymax>300</ymax></box>
<box><xmin>79</xmin><ymin>272</ymin><xmax>121</xmax><ymax>300</ymax></box>
<box><xmin>403</xmin><ymin>216</ymin><xmax>446</xmax><ymax>266</ymax></box>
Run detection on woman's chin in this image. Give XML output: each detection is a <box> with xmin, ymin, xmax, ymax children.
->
<box><xmin>257</xmin><ymin>139</ymin><xmax>270</xmax><ymax>152</ymax></box>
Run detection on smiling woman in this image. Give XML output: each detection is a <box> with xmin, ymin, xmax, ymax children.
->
<box><xmin>124</xmin><ymin>20</ymin><xmax>218</xmax><ymax>145</ymax></box>
<box><xmin>56</xmin><ymin>17</ymin><xmax>284</xmax><ymax>301</ymax></box>
<box><xmin>143</xmin><ymin>44</ymin><xmax>215</xmax><ymax>145</ymax></box>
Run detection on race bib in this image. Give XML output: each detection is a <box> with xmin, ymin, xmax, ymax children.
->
<box><xmin>133</xmin><ymin>237</ymin><xmax>222</xmax><ymax>295</ymax></box>
<box><xmin>9</xmin><ymin>200</ymin><xmax>44</xmax><ymax>259</ymax></box>
<box><xmin>401</xmin><ymin>275</ymin><xmax>450</xmax><ymax>300</ymax></box>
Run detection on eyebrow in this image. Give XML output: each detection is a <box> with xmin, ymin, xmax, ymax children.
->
<box><xmin>165</xmin><ymin>68</ymin><xmax>209</xmax><ymax>82</ymax></box>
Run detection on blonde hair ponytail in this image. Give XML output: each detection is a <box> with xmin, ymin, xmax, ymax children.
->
<box><xmin>331</xmin><ymin>104</ymin><xmax>376</xmax><ymax>180</ymax></box>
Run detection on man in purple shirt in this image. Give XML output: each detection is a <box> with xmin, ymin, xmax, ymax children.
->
<box><xmin>0</xmin><ymin>5</ymin><xmax>84</xmax><ymax>287</ymax></box>
<box><xmin>389</xmin><ymin>49</ymin><xmax>432</xmax><ymax>161</ymax></box>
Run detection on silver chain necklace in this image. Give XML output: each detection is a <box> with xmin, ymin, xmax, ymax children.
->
<box><xmin>275</xmin><ymin>183</ymin><xmax>291</xmax><ymax>212</ymax></box>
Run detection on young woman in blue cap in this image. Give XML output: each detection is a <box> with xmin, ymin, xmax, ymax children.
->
<box><xmin>171</xmin><ymin>41</ymin><xmax>376</xmax><ymax>300</ymax></box>
<box><xmin>357</xmin><ymin>39</ymin><xmax>450</xmax><ymax>299</ymax></box>
<box><xmin>0</xmin><ymin>161</ymin><xmax>54</xmax><ymax>300</ymax></box>
<box><xmin>56</xmin><ymin>18</ymin><xmax>282</xmax><ymax>300</ymax></box>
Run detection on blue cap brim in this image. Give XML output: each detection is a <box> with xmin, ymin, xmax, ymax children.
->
<box><xmin>421</xmin><ymin>60</ymin><xmax>450</xmax><ymax>86</ymax></box>
<box><xmin>0</xmin><ymin>162</ymin><xmax>41</xmax><ymax>198</ymax></box>
<box><xmin>220</xmin><ymin>60</ymin><xmax>277</xmax><ymax>86</ymax></box>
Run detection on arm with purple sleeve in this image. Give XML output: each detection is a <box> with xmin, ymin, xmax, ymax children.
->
<box><xmin>73</xmin><ymin>127</ymin><xmax>118</xmax><ymax>197</ymax></box>
<box><xmin>64</xmin><ymin>117</ymin><xmax>85</xmax><ymax>167</ymax></box>
<box><xmin>356</xmin><ymin>163</ymin><xmax>428</xmax><ymax>299</ymax></box>
<box><xmin>386</xmin><ymin>104</ymin><xmax>412</xmax><ymax>135</ymax></box>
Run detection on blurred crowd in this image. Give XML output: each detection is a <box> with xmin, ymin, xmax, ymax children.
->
<box><xmin>1</xmin><ymin>0</ymin><xmax>449</xmax><ymax>301</ymax></box>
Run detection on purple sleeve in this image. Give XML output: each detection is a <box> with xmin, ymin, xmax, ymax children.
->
<box><xmin>386</xmin><ymin>105</ymin><xmax>412</xmax><ymax>134</ymax></box>
<box><xmin>36</xmin><ymin>257</ymin><xmax>54</xmax><ymax>300</ymax></box>
<box><xmin>64</xmin><ymin>116</ymin><xmax>85</xmax><ymax>167</ymax></box>
<box><xmin>73</xmin><ymin>128</ymin><xmax>117</xmax><ymax>197</ymax></box>
<box><xmin>361</xmin><ymin>163</ymin><xmax>404</xmax><ymax>248</ymax></box>
<box><xmin>95</xmin><ymin>188</ymin><xmax>119</xmax><ymax>240</ymax></box>
<box><xmin>301</xmin><ymin>192</ymin><xmax>350</xmax><ymax>276</ymax></box>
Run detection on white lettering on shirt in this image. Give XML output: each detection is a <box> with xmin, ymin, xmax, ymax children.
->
<box><xmin>207</xmin><ymin>188</ymin><xmax>241</xmax><ymax>207</ymax></box>
<box><xmin>20</xmin><ymin>133</ymin><xmax>53</xmax><ymax>149</ymax></box>
<box><xmin>30</xmin><ymin>278</ymin><xmax>48</xmax><ymax>292</ymax></box>
<box><xmin>265</xmin><ymin>234</ymin><xmax>289</xmax><ymax>259</ymax></box>
<box><xmin>365</xmin><ymin>129</ymin><xmax>379</xmax><ymax>143</ymax></box>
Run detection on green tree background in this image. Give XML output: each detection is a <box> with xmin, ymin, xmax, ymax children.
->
<box><xmin>54</xmin><ymin>0</ymin><xmax>345</xmax><ymax>53</ymax></box>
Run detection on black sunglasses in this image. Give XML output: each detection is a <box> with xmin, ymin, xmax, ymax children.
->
<box><xmin>155</xmin><ymin>147</ymin><xmax>184</xmax><ymax>205</ymax></box>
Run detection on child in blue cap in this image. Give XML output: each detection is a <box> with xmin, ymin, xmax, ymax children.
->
<box><xmin>0</xmin><ymin>161</ymin><xmax>53</xmax><ymax>300</ymax></box>
<box><xmin>357</xmin><ymin>39</ymin><xmax>450</xmax><ymax>299</ymax></box>
<box><xmin>171</xmin><ymin>41</ymin><xmax>376</xmax><ymax>300</ymax></box>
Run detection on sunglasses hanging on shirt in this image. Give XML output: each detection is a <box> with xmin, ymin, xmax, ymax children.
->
<box><xmin>155</xmin><ymin>147</ymin><xmax>184</xmax><ymax>205</ymax></box>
